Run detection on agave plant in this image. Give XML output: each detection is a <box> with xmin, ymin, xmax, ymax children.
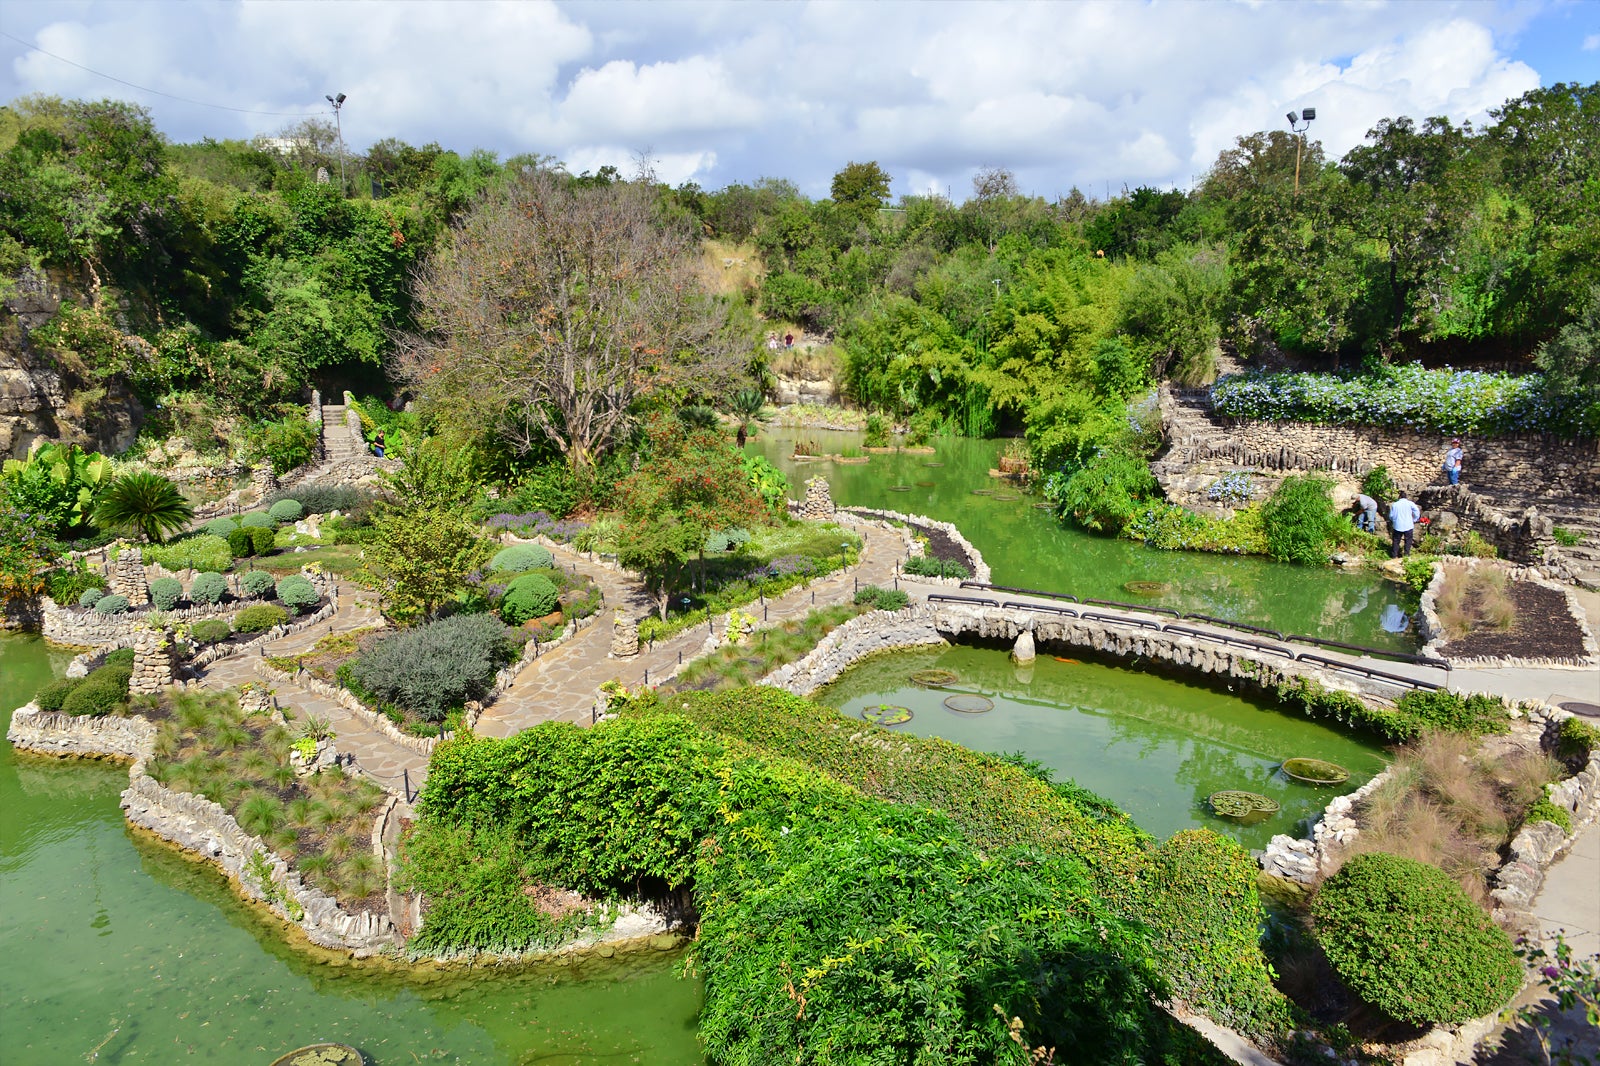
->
<box><xmin>92</xmin><ymin>471</ymin><xmax>194</xmax><ymax>543</ymax></box>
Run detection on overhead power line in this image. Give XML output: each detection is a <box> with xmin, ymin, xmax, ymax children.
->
<box><xmin>0</xmin><ymin>29</ymin><xmax>320</xmax><ymax>117</ymax></box>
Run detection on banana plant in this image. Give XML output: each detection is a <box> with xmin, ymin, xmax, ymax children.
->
<box><xmin>2</xmin><ymin>441</ymin><xmax>115</xmax><ymax>531</ymax></box>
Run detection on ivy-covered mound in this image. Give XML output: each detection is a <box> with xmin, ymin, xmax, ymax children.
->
<box><xmin>406</xmin><ymin>687</ymin><xmax>1296</xmax><ymax>1063</ymax></box>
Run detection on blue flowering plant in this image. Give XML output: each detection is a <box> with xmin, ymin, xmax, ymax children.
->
<box><xmin>1212</xmin><ymin>365</ymin><xmax>1585</xmax><ymax>437</ymax></box>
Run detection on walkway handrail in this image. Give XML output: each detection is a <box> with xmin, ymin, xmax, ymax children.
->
<box><xmin>924</xmin><ymin>590</ymin><xmax>1445</xmax><ymax>692</ymax></box>
<box><xmin>955</xmin><ymin>580</ymin><xmax>1443</xmax><ymax>668</ymax></box>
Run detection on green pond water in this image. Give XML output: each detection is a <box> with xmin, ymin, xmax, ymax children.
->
<box><xmin>819</xmin><ymin>645</ymin><xmax>1389</xmax><ymax>850</ymax></box>
<box><xmin>0</xmin><ymin>633</ymin><xmax>705</xmax><ymax>1066</ymax></box>
<box><xmin>751</xmin><ymin>430</ymin><xmax>1417</xmax><ymax>652</ymax></box>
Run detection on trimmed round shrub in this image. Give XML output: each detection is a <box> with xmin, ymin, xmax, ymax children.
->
<box><xmin>490</xmin><ymin>543</ymin><xmax>554</xmax><ymax>573</ymax></box>
<box><xmin>234</xmin><ymin>604</ymin><xmax>289</xmax><ymax>633</ymax></box>
<box><xmin>500</xmin><ymin>572</ymin><xmax>560</xmax><ymax>625</ymax></box>
<box><xmin>203</xmin><ymin>516</ymin><xmax>239</xmax><ymax>537</ymax></box>
<box><xmin>241</xmin><ymin>569</ymin><xmax>277</xmax><ymax>598</ymax></box>
<box><xmin>239</xmin><ymin>511</ymin><xmax>275</xmax><ymax>529</ymax></box>
<box><xmin>59</xmin><ymin>664</ymin><xmax>132</xmax><ymax>717</ymax></box>
<box><xmin>267</xmin><ymin>499</ymin><xmax>304</xmax><ymax>523</ymax></box>
<box><xmin>148</xmin><ymin>576</ymin><xmax>183</xmax><ymax>610</ymax></box>
<box><xmin>1312</xmin><ymin>853</ymin><xmax>1522</xmax><ymax>1026</ymax></box>
<box><xmin>189</xmin><ymin>571</ymin><xmax>228</xmax><ymax>605</ymax></box>
<box><xmin>94</xmin><ymin>594</ymin><xmax>130</xmax><ymax>615</ymax></box>
<box><xmin>275</xmin><ymin>574</ymin><xmax>319</xmax><ymax>614</ymax></box>
<box><xmin>348</xmin><ymin>613</ymin><xmax>511</xmax><ymax>721</ymax></box>
<box><xmin>78</xmin><ymin>587</ymin><xmax>105</xmax><ymax>608</ymax></box>
<box><xmin>190</xmin><ymin>619</ymin><xmax>232</xmax><ymax>645</ymax></box>
<box><xmin>248</xmin><ymin>525</ymin><xmax>277</xmax><ymax>555</ymax></box>
<box><xmin>228</xmin><ymin>527</ymin><xmax>254</xmax><ymax>558</ymax></box>
<box><xmin>34</xmin><ymin>676</ymin><xmax>83</xmax><ymax>712</ymax></box>
<box><xmin>267</xmin><ymin>484</ymin><xmax>367</xmax><ymax>515</ymax></box>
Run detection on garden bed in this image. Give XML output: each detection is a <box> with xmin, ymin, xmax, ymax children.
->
<box><xmin>1438</xmin><ymin>579</ymin><xmax>1591</xmax><ymax>662</ymax></box>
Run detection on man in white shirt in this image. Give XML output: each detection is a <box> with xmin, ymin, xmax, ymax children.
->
<box><xmin>1389</xmin><ymin>494</ymin><xmax>1421</xmax><ymax>558</ymax></box>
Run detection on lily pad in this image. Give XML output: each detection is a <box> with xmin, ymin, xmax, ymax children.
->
<box><xmin>910</xmin><ymin>668</ymin><xmax>959</xmax><ymax>688</ymax></box>
<box><xmin>943</xmin><ymin>694</ymin><xmax>994</xmax><ymax>714</ymax></box>
<box><xmin>1122</xmin><ymin>580</ymin><xmax>1171</xmax><ymax>596</ymax></box>
<box><xmin>992</xmin><ymin>492</ymin><xmax>1019</xmax><ymax>502</ymax></box>
<box><xmin>1208</xmin><ymin>790</ymin><xmax>1280</xmax><ymax>819</ymax></box>
<box><xmin>887</xmin><ymin>485</ymin><xmax>913</xmax><ymax>492</ymax></box>
<box><xmin>915</xmin><ymin>480</ymin><xmax>937</xmax><ymax>488</ymax></box>
<box><xmin>922</xmin><ymin>461</ymin><xmax>945</xmax><ymax>467</ymax></box>
<box><xmin>969</xmin><ymin>488</ymin><xmax>993</xmax><ymax>496</ymax></box>
<box><xmin>270</xmin><ymin>1046</ymin><xmax>365</xmax><ymax>1066</ymax></box>
<box><xmin>861</xmin><ymin>703</ymin><xmax>913</xmax><ymax>726</ymax></box>
<box><xmin>1282</xmin><ymin>758</ymin><xmax>1350</xmax><ymax>785</ymax></box>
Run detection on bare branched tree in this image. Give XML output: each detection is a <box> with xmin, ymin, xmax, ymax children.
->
<box><xmin>398</xmin><ymin>171</ymin><xmax>746</xmax><ymax>471</ymax></box>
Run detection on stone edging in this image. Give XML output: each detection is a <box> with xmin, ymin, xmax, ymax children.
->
<box><xmin>253</xmin><ymin>660</ymin><xmax>440</xmax><ymax>757</ymax></box>
<box><xmin>1419</xmin><ymin>559</ymin><xmax>1599</xmax><ymax>669</ymax></box>
<box><xmin>839</xmin><ymin>506</ymin><xmax>991</xmax><ymax>585</ymax></box>
<box><xmin>5</xmin><ymin>701</ymin><xmax>398</xmax><ymax>955</ymax></box>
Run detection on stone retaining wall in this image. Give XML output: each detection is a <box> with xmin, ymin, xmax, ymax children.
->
<box><xmin>7</xmin><ymin>698</ymin><xmax>400</xmax><ymax>954</ymax></box>
<box><xmin>841</xmin><ymin>506</ymin><xmax>992</xmax><ymax>585</ymax></box>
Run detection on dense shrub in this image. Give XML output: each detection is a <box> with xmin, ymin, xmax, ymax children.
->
<box><xmin>1556</xmin><ymin>715</ymin><xmax>1599</xmax><ymax>761</ymax></box>
<box><xmin>703</xmin><ymin>528</ymin><xmax>752</xmax><ymax>553</ymax></box>
<box><xmin>47</xmin><ymin>566</ymin><xmax>105</xmax><ymax>604</ymax></box>
<box><xmin>148</xmin><ymin>576</ymin><xmax>183</xmax><ymax>610</ymax></box>
<box><xmin>274</xmin><ymin>574</ymin><xmax>319</xmax><ymax>614</ymax></box>
<box><xmin>58</xmin><ymin>662</ymin><xmax>132</xmax><ymax>717</ymax></box>
<box><xmin>240</xmin><ymin>569</ymin><xmax>276</xmax><ymax>598</ymax></box>
<box><xmin>1275</xmin><ymin>677</ymin><xmax>1430</xmax><ymax>743</ymax></box>
<box><xmin>266</xmin><ymin>485</ymin><xmax>367</xmax><ymax>515</ymax></box>
<box><xmin>103</xmin><ymin>647</ymin><xmax>135</xmax><ymax>668</ymax></box>
<box><xmin>500</xmin><ymin>572</ymin><xmax>560</xmax><ymax>625</ymax></box>
<box><xmin>78</xmin><ymin>587</ymin><xmax>105</xmax><ymax>608</ymax></box>
<box><xmin>144</xmin><ymin>534</ymin><xmax>232</xmax><ymax>573</ymax></box>
<box><xmin>1312</xmin><ymin>854</ymin><xmax>1521</xmax><ymax>1026</ymax></box>
<box><xmin>489</xmin><ymin>544</ymin><xmax>553</xmax><ymax>574</ymax></box>
<box><xmin>1260</xmin><ymin>475</ymin><xmax>1341</xmax><ymax>565</ymax></box>
<box><xmin>1212</xmin><ymin>365</ymin><xmax>1580</xmax><ymax>436</ymax></box>
<box><xmin>94</xmin><ymin>593</ymin><xmax>129</xmax><ymax>614</ymax></box>
<box><xmin>1126</xmin><ymin>500</ymin><xmax>1267</xmax><ymax>555</ymax></box>
<box><xmin>255</xmin><ymin>415</ymin><xmax>321</xmax><ymax>476</ymax></box>
<box><xmin>248</xmin><ymin>525</ymin><xmax>276</xmax><ymax>555</ymax></box>
<box><xmin>239</xmin><ymin>511</ymin><xmax>275</xmax><ymax>529</ymax></box>
<box><xmin>190</xmin><ymin>619</ymin><xmax>232</xmax><ymax>645</ymax></box>
<box><xmin>1403</xmin><ymin>555</ymin><xmax>1438</xmax><ymax>593</ymax></box>
<box><xmin>234</xmin><ymin>604</ymin><xmax>289</xmax><ymax>633</ymax></box>
<box><xmin>1360</xmin><ymin>464</ymin><xmax>1396</xmax><ymax>504</ymax></box>
<box><xmin>853</xmin><ymin>584</ymin><xmax>910</xmax><ymax>611</ymax></box>
<box><xmin>1043</xmin><ymin>447</ymin><xmax>1159</xmax><ymax>535</ymax></box>
<box><xmin>227</xmin><ymin>527</ymin><xmax>254</xmax><ymax>558</ymax></box>
<box><xmin>202</xmin><ymin>516</ymin><xmax>239</xmax><ymax>537</ymax></box>
<box><xmin>34</xmin><ymin>676</ymin><xmax>82</xmax><ymax>712</ymax></box>
<box><xmin>1523</xmin><ymin>792</ymin><xmax>1573</xmax><ymax>832</ymax></box>
<box><xmin>348</xmin><ymin>613</ymin><xmax>512</xmax><ymax>721</ymax></box>
<box><xmin>903</xmin><ymin>554</ymin><xmax>971</xmax><ymax>579</ymax></box>
<box><xmin>188</xmin><ymin>571</ymin><xmax>227</xmax><ymax>605</ymax></box>
<box><xmin>1394</xmin><ymin>689</ymin><xmax>1509</xmax><ymax>736</ymax></box>
<box><xmin>267</xmin><ymin>499</ymin><xmax>303</xmax><ymax>523</ymax></box>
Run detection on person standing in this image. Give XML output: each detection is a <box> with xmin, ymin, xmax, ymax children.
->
<box><xmin>1356</xmin><ymin>492</ymin><xmax>1378</xmax><ymax>533</ymax></box>
<box><xmin>1389</xmin><ymin>493</ymin><xmax>1421</xmax><ymax>558</ymax></box>
<box><xmin>1443</xmin><ymin>438</ymin><xmax>1464</xmax><ymax>486</ymax></box>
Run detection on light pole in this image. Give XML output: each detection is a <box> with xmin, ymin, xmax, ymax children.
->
<box><xmin>1286</xmin><ymin>108</ymin><xmax>1315</xmax><ymax>197</ymax></box>
<box><xmin>325</xmin><ymin>92</ymin><xmax>347</xmax><ymax>195</ymax></box>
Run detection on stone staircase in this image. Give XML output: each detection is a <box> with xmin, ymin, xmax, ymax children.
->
<box><xmin>318</xmin><ymin>403</ymin><xmax>365</xmax><ymax>462</ymax></box>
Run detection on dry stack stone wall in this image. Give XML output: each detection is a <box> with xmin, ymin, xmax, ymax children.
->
<box><xmin>108</xmin><ymin>546</ymin><xmax>150</xmax><ymax>606</ymax></box>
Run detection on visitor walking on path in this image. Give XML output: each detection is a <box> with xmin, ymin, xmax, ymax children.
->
<box><xmin>1389</xmin><ymin>494</ymin><xmax>1421</xmax><ymax>557</ymax></box>
<box><xmin>1443</xmin><ymin>438</ymin><xmax>1464</xmax><ymax>486</ymax></box>
<box><xmin>1355</xmin><ymin>492</ymin><xmax>1378</xmax><ymax>533</ymax></box>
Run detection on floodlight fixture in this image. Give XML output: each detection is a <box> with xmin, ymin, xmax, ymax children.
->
<box><xmin>325</xmin><ymin>92</ymin><xmax>348</xmax><ymax>195</ymax></box>
<box><xmin>1286</xmin><ymin>111</ymin><xmax>1298</xmax><ymax>125</ymax></box>
<box><xmin>1301</xmin><ymin>107</ymin><xmax>1316</xmax><ymax>121</ymax></box>
<box><xmin>1287</xmin><ymin>106</ymin><xmax>1316</xmax><ymax>197</ymax></box>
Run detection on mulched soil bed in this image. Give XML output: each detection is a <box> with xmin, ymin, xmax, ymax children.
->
<box><xmin>1440</xmin><ymin>580</ymin><xmax>1589</xmax><ymax>661</ymax></box>
<box><xmin>848</xmin><ymin>509</ymin><xmax>971</xmax><ymax>570</ymax></box>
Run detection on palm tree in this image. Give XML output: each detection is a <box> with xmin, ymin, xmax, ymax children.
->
<box><xmin>92</xmin><ymin>471</ymin><xmax>194</xmax><ymax>543</ymax></box>
<box><xmin>728</xmin><ymin>388</ymin><xmax>769</xmax><ymax>448</ymax></box>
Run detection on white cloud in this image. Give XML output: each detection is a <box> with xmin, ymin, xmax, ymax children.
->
<box><xmin>0</xmin><ymin>0</ymin><xmax>1567</xmax><ymax>200</ymax></box>
<box><xmin>1584</xmin><ymin>34</ymin><xmax>1600</xmax><ymax>51</ymax></box>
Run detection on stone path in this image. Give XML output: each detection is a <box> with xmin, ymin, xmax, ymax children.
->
<box><xmin>193</xmin><ymin>586</ymin><xmax>432</xmax><ymax>798</ymax></box>
<box><xmin>473</xmin><ymin>520</ymin><xmax>906</xmax><ymax>737</ymax></box>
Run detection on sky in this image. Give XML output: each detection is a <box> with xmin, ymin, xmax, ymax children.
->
<box><xmin>2</xmin><ymin>0</ymin><xmax>1597</xmax><ymax>201</ymax></box>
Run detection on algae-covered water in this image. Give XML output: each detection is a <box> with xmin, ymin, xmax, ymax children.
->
<box><xmin>751</xmin><ymin>430</ymin><xmax>1416</xmax><ymax>652</ymax></box>
<box><xmin>0</xmin><ymin>633</ymin><xmax>705</xmax><ymax>1066</ymax></box>
<box><xmin>819</xmin><ymin>645</ymin><xmax>1389</xmax><ymax>849</ymax></box>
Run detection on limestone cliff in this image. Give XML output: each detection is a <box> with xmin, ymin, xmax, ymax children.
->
<box><xmin>0</xmin><ymin>268</ymin><xmax>145</xmax><ymax>458</ymax></box>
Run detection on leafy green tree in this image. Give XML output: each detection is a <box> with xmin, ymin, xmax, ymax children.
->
<box><xmin>365</xmin><ymin>508</ymin><xmax>490</xmax><ymax>622</ymax></box>
<box><xmin>614</xmin><ymin>414</ymin><xmax>766</xmax><ymax>619</ymax></box>
<box><xmin>1536</xmin><ymin>284</ymin><xmax>1600</xmax><ymax>434</ymax></box>
<box><xmin>91</xmin><ymin>471</ymin><xmax>194</xmax><ymax>543</ymax></box>
<box><xmin>828</xmin><ymin>160</ymin><xmax>892</xmax><ymax>220</ymax></box>
<box><xmin>1044</xmin><ymin>447</ymin><xmax>1158</xmax><ymax>534</ymax></box>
